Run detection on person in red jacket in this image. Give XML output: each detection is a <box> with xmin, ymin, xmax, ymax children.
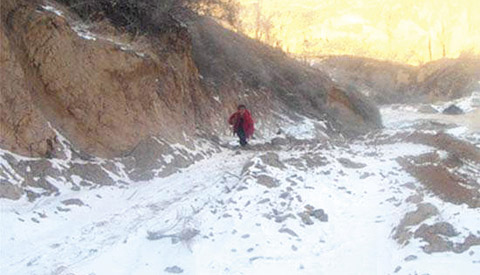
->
<box><xmin>228</xmin><ymin>104</ymin><xmax>255</xmax><ymax>147</ymax></box>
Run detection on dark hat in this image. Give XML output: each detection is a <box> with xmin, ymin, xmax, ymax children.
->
<box><xmin>237</xmin><ymin>104</ymin><xmax>246</xmax><ymax>110</ymax></box>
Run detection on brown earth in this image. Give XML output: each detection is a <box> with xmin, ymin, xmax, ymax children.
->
<box><xmin>404</xmin><ymin>132</ymin><xmax>480</xmax><ymax>164</ymax></box>
<box><xmin>369</xmin><ymin>131</ymin><xmax>480</xmax><ymax>164</ymax></box>
<box><xmin>0</xmin><ymin>0</ymin><xmax>381</xmax><ymax>159</ymax></box>
<box><xmin>0</xmin><ymin>24</ymin><xmax>56</xmax><ymax>157</ymax></box>
<box><xmin>393</xmin><ymin>132</ymin><xmax>480</xmax><ymax>208</ymax></box>
<box><xmin>398</xmin><ymin>154</ymin><xmax>480</xmax><ymax>208</ymax></box>
<box><xmin>368</xmin><ymin>131</ymin><xmax>480</xmax><ymax>207</ymax></box>
<box><xmin>1</xmin><ymin>0</ymin><xmax>207</xmax><ymax>158</ymax></box>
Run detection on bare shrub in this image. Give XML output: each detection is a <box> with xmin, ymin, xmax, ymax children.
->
<box><xmin>56</xmin><ymin>0</ymin><xmax>238</xmax><ymax>35</ymax></box>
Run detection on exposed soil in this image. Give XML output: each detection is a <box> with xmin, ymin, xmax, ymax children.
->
<box><xmin>398</xmin><ymin>154</ymin><xmax>480</xmax><ymax>208</ymax></box>
<box><xmin>1</xmin><ymin>0</ymin><xmax>381</xmax><ymax>159</ymax></box>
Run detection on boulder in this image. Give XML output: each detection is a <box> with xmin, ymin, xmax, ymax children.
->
<box><xmin>442</xmin><ymin>105</ymin><xmax>464</xmax><ymax>115</ymax></box>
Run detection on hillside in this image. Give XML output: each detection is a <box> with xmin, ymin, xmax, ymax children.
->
<box><xmin>0</xmin><ymin>0</ymin><xmax>380</xmax><ymax>160</ymax></box>
<box><xmin>314</xmin><ymin>55</ymin><xmax>480</xmax><ymax>104</ymax></box>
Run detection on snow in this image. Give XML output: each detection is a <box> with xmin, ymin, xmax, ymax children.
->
<box><xmin>43</xmin><ymin>7</ymin><xmax>148</xmax><ymax>58</ymax></box>
<box><xmin>163</xmin><ymin>154</ymin><xmax>175</xmax><ymax>164</ymax></box>
<box><xmin>435</xmin><ymin>91</ymin><xmax>480</xmax><ymax>113</ymax></box>
<box><xmin>1</xmin><ymin>92</ymin><xmax>480</xmax><ymax>274</ymax></box>
<box><xmin>41</xmin><ymin>5</ymin><xmax>64</xmax><ymax>17</ymax></box>
<box><xmin>273</xmin><ymin>112</ymin><xmax>328</xmax><ymax>140</ymax></box>
<box><xmin>72</xmin><ymin>25</ymin><xmax>98</xmax><ymax>41</ymax></box>
<box><xmin>2</xmin><ymin>134</ymin><xmax>479</xmax><ymax>274</ymax></box>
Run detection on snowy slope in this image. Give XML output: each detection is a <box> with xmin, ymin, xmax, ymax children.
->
<box><xmin>1</xmin><ymin>100</ymin><xmax>480</xmax><ymax>275</ymax></box>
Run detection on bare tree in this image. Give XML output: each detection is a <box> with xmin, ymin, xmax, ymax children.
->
<box><xmin>438</xmin><ymin>22</ymin><xmax>451</xmax><ymax>58</ymax></box>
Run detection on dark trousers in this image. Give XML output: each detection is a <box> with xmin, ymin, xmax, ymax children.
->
<box><xmin>236</xmin><ymin>127</ymin><xmax>248</xmax><ymax>146</ymax></box>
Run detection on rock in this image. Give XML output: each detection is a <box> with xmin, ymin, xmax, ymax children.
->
<box><xmin>338</xmin><ymin>158</ymin><xmax>367</xmax><ymax>169</ymax></box>
<box><xmin>298</xmin><ymin>212</ymin><xmax>314</xmax><ymax>225</ymax></box>
<box><xmin>164</xmin><ymin>266</ymin><xmax>184</xmax><ymax>274</ymax></box>
<box><xmin>414</xmin><ymin>222</ymin><xmax>458</xmax><ymax>239</ymax></box>
<box><xmin>122</xmin><ymin>137</ymin><xmax>194</xmax><ymax>181</ymax></box>
<box><xmin>405</xmin><ymin>194</ymin><xmax>423</xmax><ymax>204</ymax></box>
<box><xmin>259</xmin><ymin>152</ymin><xmax>286</xmax><ymax>169</ymax></box>
<box><xmin>69</xmin><ymin>163</ymin><xmax>115</xmax><ymax>186</ymax></box>
<box><xmin>279</xmin><ymin>228</ymin><xmax>299</xmax><ymax>237</ymax></box>
<box><xmin>0</xmin><ymin>180</ymin><xmax>23</xmax><ymax>200</ymax></box>
<box><xmin>146</xmin><ymin>231</ymin><xmax>168</xmax><ymax>241</ymax></box>
<box><xmin>241</xmin><ymin>161</ymin><xmax>257</xmax><ymax>175</ymax></box>
<box><xmin>442</xmin><ymin>105</ymin><xmax>464</xmax><ymax>115</ymax></box>
<box><xmin>274</xmin><ymin>213</ymin><xmax>295</xmax><ymax>223</ymax></box>
<box><xmin>257</xmin><ymin>198</ymin><xmax>270</xmax><ymax>204</ymax></box>
<box><xmin>412</xmin><ymin>223</ymin><xmax>459</xmax><ymax>254</ymax></box>
<box><xmin>422</xmin><ymin>235</ymin><xmax>454</xmax><ymax>254</ymax></box>
<box><xmin>61</xmin><ymin>199</ymin><xmax>85</xmax><ymax>207</ymax></box>
<box><xmin>270</xmin><ymin>137</ymin><xmax>289</xmax><ymax>147</ymax></box>
<box><xmin>326</xmin><ymin>86</ymin><xmax>383</xmax><ymax>136</ymax></box>
<box><xmin>359</xmin><ymin>172</ymin><xmax>373</xmax><ymax>179</ymax></box>
<box><xmin>304</xmin><ymin>155</ymin><xmax>329</xmax><ymax>168</ymax></box>
<box><xmin>417</xmin><ymin>105</ymin><xmax>439</xmax><ymax>114</ymax></box>
<box><xmin>311</xmin><ymin>209</ymin><xmax>328</xmax><ymax>222</ymax></box>
<box><xmin>304</xmin><ymin>205</ymin><xmax>315</xmax><ymax>212</ymax></box>
<box><xmin>56</xmin><ymin>206</ymin><xmax>71</xmax><ymax>212</ymax></box>
<box><xmin>256</xmin><ymin>175</ymin><xmax>280</xmax><ymax>188</ymax></box>
<box><xmin>404</xmin><ymin>255</ymin><xmax>417</xmax><ymax>261</ymax></box>
<box><xmin>393</xmin><ymin>203</ymin><xmax>439</xmax><ymax>245</ymax></box>
<box><xmin>178</xmin><ymin>228</ymin><xmax>200</xmax><ymax>242</ymax></box>
<box><xmin>401</xmin><ymin>203</ymin><xmax>439</xmax><ymax>227</ymax></box>
<box><xmin>453</xmin><ymin>234</ymin><xmax>480</xmax><ymax>253</ymax></box>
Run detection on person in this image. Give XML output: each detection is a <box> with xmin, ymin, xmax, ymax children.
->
<box><xmin>228</xmin><ymin>105</ymin><xmax>255</xmax><ymax>147</ymax></box>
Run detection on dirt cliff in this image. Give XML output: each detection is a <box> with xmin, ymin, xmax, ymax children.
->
<box><xmin>0</xmin><ymin>24</ymin><xmax>56</xmax><ymax>157</ymax></box>
<box><xmin>1</xmin><ymin>0</ymin><xmax>381</xmax><ymax>160</ymax></box>
<box><xmin>1</xmin><ymin>0</ymin><xmax>209</xmax><ymax>158</ymax></box>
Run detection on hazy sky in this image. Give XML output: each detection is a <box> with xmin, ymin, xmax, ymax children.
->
<box><xmin>235</xmin><ymin>0</ymin><xmax>480</xmax><ymax>64</ymax></box>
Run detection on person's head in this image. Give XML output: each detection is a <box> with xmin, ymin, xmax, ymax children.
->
<box><xmin>237</xmin><ymin>104</ymin><xmax>247</xmax><ymax>115</ymax></box>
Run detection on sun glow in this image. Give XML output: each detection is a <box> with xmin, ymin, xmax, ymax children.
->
<box><xmin>234</xmin><ymin>0</ymin><xmax>480</xmax><ymax>64</ymax></box>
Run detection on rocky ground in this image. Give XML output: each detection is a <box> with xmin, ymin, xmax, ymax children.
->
<box><xmin>1</xmin><ymin>93</ymin><xmax>479</xmax><ymax>275</ymax></box>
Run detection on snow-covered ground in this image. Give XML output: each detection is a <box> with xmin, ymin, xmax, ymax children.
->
<box><xmin>381</xmin><ymin>91</ymin><xmax>480</xmax><ymax>148</ymax></box>
<box><xmin>1</xmin><ymin>94</ymin><xmax>480</xmax><ymax>275</ymax></box>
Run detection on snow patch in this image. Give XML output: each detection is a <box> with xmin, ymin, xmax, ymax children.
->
<box><xmin>41</xmin><ymin>5</ymin><xmax>64</xmax><ymax>17</ymax></box>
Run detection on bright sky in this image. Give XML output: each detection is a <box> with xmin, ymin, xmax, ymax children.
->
<box><xmin>235</xmin><ymin>0</ymin><xmax>480</xmax><ymax>64</ymax></box>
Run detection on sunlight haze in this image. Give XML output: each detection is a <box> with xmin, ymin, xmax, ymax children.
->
<box><xmin>235</xmin><ymin>0</ymin><xmax>480</xmax><ymax>64</ymax></box>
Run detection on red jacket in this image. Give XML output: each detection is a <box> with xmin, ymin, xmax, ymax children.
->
<box><xmin>228</xmin><ymin>110</ymin><xmax>255</xmax><ymax>138</ymax></box>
